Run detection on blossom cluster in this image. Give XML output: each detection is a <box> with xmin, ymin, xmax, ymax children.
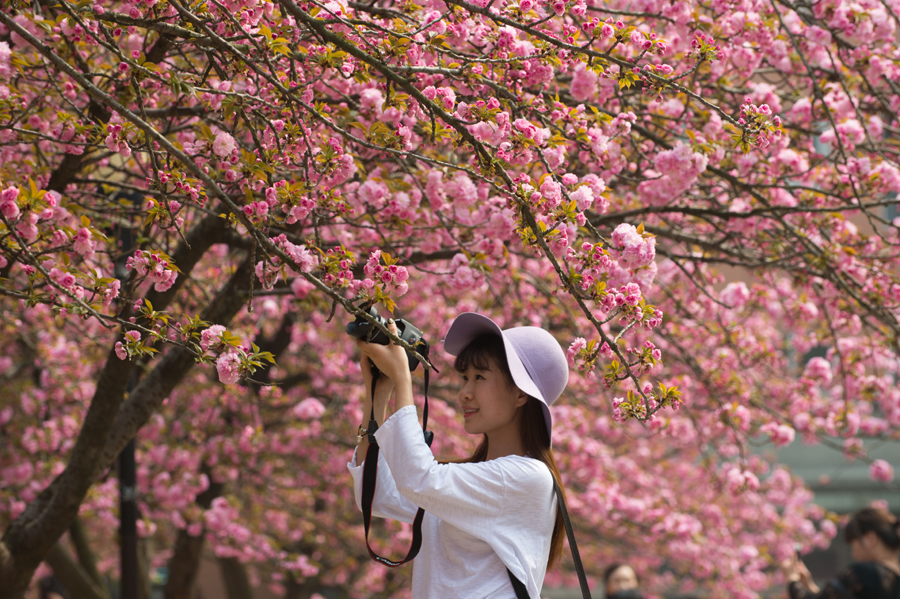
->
<box><xmin>126</xmin><ymin>250</ymin><xmax>178</xmax><ymax>292</ymax></box>
<box><xmin>356</xmin><ymin>250</ymin><xmax>410</xmax><ymax>303</ymax></box>
<box><xmin>255</xmin><ymin>234</ymin><xmax>317</xmax><ymax>290</ymax></box>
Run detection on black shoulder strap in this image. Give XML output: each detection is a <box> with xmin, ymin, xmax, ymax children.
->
<box><xmin>360</xmin><ymin>369</ymin><xmax>432</xmax><ymax>567</ymax></box>
<box><xmin>508</xmin><ymin>479</ymin><xmax>591</xmax><ymax>599</ymax></box>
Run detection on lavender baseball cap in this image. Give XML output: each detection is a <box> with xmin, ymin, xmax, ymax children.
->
<box><xmin>442</xmin><ymin>313</ymin><xmax>569</xmax><ymax>440</ymax></box>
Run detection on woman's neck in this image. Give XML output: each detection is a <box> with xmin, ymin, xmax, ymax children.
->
<box><xmin>868</xmin><ymin>547</ymin><xmax>900</xmax><ymax>574</ymax></box>
<box><xmin>484</xmin><ymin>425</ymin><xmax>525</xmax><ymax>461</ymax></box>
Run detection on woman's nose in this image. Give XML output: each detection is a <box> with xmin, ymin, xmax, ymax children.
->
<box><xmin>458</xmin><ymin>380</ymin><xmax>472</xmax><ymax>402</ymax></box>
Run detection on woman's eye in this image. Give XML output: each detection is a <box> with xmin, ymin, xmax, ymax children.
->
<box><xmin>475</xmin><ymin>374</ymin><xmax>485</xmax><ymax>380</ymax></box>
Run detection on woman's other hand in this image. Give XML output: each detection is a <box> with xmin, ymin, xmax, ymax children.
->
<box><xmin>782</xmin><ymin>555</ymin><xmax>817</xmax><ymax>591</ymax></box>
<box><xmin>355</xmin><ymin>320</ymin><xmax>415</xmax><ymax>459</ymax></box>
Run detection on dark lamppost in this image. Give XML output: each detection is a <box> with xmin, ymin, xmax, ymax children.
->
<box><xmin>113</xmin><ymin>191</ymin><xmax>142</xmax><ymax>599</ymax></box>
<box><xmin>118</xmin><ymin>438</ymin><xmax>138</xmax><ymax>599</ymax></box>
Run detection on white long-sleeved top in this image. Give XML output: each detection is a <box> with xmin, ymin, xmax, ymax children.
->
<box><xmin>348</xmin><ymin>404</ymin><xmax>556</xmax><ymax>599</ymax></box>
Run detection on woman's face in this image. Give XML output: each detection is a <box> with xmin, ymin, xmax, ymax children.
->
<box><xmin>850</xmin><ymin>539</ymin><xmax>866</xmax><ymax>561</ymax></box>
<box><xmin>606</xmin><ymin>565</ymin><xmax>639</xmax><ymax>596</ymax></box>
<box><xmin>849</xmin><ymin>532</ymin><xmax>880</xmax><ymax>561</ymax></box>
<box><xmin>457</xmin><ymin>358</ymin><xmax>526</xmax><ymax>437</ymax></box>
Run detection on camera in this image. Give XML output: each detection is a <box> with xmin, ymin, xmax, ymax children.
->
<box><xmin>346</xmin><ymin>305</ymin><xmax>429</xmax><ymax>372</ymax></box>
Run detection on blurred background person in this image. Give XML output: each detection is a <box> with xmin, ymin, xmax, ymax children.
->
<box><xmin>38</xmin><ymin>575</ymin><xmax>68</xmax><ymax>599</ymax></box>
<box><xmin>785</xmin><ymin>507</ymin><xmax>900</xmax><ymax>599</ymax></box>
<box><xmin>604</xmin><ymin>563</ymin><xmax>643</xmax><ymax>599</ymax></box>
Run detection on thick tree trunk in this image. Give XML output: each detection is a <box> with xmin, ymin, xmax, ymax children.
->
<box><xmin>0</xmin><ymin>217</ymin><xmax>238</xmax><ymax>599</ymax></box>
<box><xmin>219</xmin><ymin>558</ymin><xmax>254</xmax><ymax>599</ymax></box>
<box><xmin>163</xmin><ymin>471</ymin><xmax>225</xmax><ymax>599</ymax></box>
<box><xmin>163</xmin><ymin>533</ymin><xmax>206</xmax><ymax>599</ymax></box>
<box><xmin>164</xmin><ymin>306</ymin><xmax>303</xmax><ymax>596</ymax></box>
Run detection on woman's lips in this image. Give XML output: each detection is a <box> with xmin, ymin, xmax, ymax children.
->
<box><xmin>463</xmin><ymin>408</ymin><xmax>479</xmax><ymax>419</ymax></box>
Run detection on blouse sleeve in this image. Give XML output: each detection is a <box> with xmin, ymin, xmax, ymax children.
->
<box><xmin>373</xmin><ymin>404</ymin><xmax>553</xmax><ymax>542</ymax></box>
<box><xmin>347</xmin><ymin>445</ymin><xmax>420</xmax><ymax>524</ymax></box>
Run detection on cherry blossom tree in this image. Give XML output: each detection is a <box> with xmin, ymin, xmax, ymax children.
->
<box><xmin>1</xmin><ymin>0</ymin><xmax>899</xmax><ymax>596</ymax></box>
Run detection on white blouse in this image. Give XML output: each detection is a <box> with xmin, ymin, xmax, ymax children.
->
<box><xmin>348</xmin><ymin>404</ymin><xmax>557</xmax><ymax>599</ymax></box>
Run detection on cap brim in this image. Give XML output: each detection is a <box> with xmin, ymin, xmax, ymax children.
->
<box><xmin>443</xmin><ymin>313</ymin><xmax>504</xmax><ymax>356</ymax></box>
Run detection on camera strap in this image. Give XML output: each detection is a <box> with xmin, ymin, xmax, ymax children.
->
<box><xmin>360</xmin><ymin>368</ymin><xmax>432</xmax><ymax>567</ymax></box>
<box><xmin>506</xmin><ymin>478</ymin><xmax>592</xmax><ymax>599</ymax></box>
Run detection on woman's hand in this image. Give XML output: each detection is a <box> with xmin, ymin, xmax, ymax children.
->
<box><xmin>355</xmin><ymin>320</ymin><xmax>414</xmax><ymax>461</ymax></box>
<box><xmin>355</xmin><ymin>320</ymin><xmax>412</xmax><ymax>386</ymax></box>
<box><xmin>782</xmin><ymin>556</ymin><xmax>816</xmax><ymax>590</ymax></box>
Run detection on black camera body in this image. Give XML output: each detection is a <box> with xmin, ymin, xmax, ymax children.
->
<box><xmin>346</xmin><ymin>306</ymin><xmax>429</xmax><ymax>372</ymax></box>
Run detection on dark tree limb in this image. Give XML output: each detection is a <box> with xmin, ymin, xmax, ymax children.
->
<box><xmin>163</xmin><ymin>468</ymin><xmax>225</xmax><ymax>599</ymax></box>
<box><xmin>45</xmin><ymin>542</ymin><xmax>109</xmax><ymax>599</ymax></box>
<box><xmin>249</xmin><ymin>312</ymin><xmax>297</xmax><ymax>390</ymax></box>
<box><xmin>98</xmin><ymin>256</ymin><xmax>254</xmax><ymax>477</ymax></box>
<box><xmin>0</xmin><ymin>213</ymin><xmax>230</xmax><ymax>598</ymax></box>
<box><xmin>67</xmin><ymin>517</ymin><xmax>103</xmax><ymax>588</ymax></box>
<box><xmin>219</xmin><ymin>557</ymin><xmax>254</xmax><ymax>599</ymax></box>
<box><xmin>163</xmin><ymin>532</ymin><xmax>206</xmax><ymax>599</ymax></box>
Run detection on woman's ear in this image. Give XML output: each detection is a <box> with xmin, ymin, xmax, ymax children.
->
<box><xmin>515</xmin><ymin>390</ymin><xmax>529</xmax><ymax>409</ymax></box>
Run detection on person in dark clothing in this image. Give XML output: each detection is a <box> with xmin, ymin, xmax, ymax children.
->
<box><xmin>39</xmin><ymin>576</ymin><xmax>69</xmax><ymax>599</ymax></box>
<box><xmin>603</xmin><ymin>563</ymin><xmax>643</xmax><ymax>599</ymax></box>
<box><xmin>785</xmin><ymin>507</ymin><xmax>900</xmax><ymax>599</ymax></box>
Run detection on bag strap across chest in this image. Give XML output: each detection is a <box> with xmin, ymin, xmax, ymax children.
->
<box><xmin>507</xmin><ymin>478</ymin><xmax>591</xmax><ymax>599</ymax></box>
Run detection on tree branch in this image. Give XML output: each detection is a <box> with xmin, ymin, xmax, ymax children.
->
<box><xmin>45</xmin><ymin>542</ymin><xmax>109</xmax><ymax>599</ymax></box>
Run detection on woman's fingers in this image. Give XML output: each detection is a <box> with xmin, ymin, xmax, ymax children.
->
<box><xmin>386</xmin><ymin>318</ymin><xmax>398</xmax><ymax>341</ymax></box>
<box><xmin>355</xmin><ymin>319</ymin><xmax>410</xmax><ymax>382</ymax></box>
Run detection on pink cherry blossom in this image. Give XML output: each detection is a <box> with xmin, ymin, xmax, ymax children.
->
<box><xmin>720</xmin><ymin>282</ymin><xmax>750</xmax><ymax>308</ymax></box>
<box><xmin>213</xmin><ymin>130</ymin><xmax>236</xmax><ymax>158</ymax></box>
<box><xmin>869</xmin><ymin>459</ymin><xmax>894</xmax><ymax>483</ymax></box>
<box><xmin>215</xmin><ymin>351</ymin><xmax>242</xmax><ymax>385</ymax></box>
<box><xmin>293</xmin><ymin>398</ymin><xmax>326</xmax><ymax>420</ymax></box>
<box><xmin>609</xmin><ymin>223</ymin><xmax>656</xmax><ymax>269</ymax></box>
<box><xmin>200</xmin><ymin>325</ymin><xmax>226</xmax><ymax>352</ymax></box>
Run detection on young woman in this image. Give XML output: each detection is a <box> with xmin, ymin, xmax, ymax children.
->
<box><xmin>785</xmin><ymin>507</ymin><xmax>900</xmax><ymax>599</ymax></box>
<box><xmin>347</xmin><ymin>312</ymin><xmax>569</xmax><ymax>599</ymax></box>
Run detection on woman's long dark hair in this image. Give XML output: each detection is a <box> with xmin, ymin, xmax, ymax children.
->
<box><xmin>452</xmin><ymin>333</ymin><xmax>567</xmax><ymax>569</ymax></box>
